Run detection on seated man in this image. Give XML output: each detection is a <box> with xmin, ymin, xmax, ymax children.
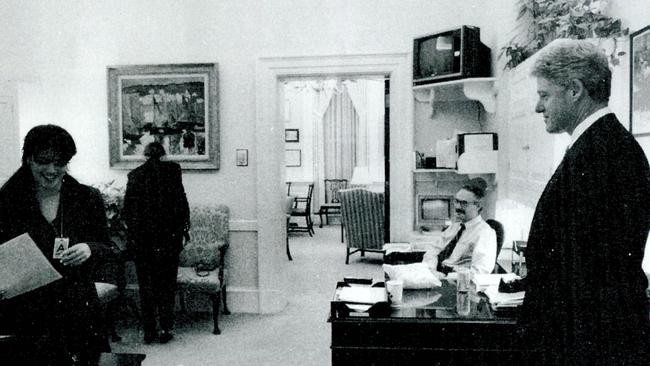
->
<box><xmin>423</xmin><ymin>178</ymin><xmax>496</xmax><ymax>276</ymax></box>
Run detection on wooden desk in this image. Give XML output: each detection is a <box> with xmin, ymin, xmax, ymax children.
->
<box><xmin>329</xmin><ymin>281</ymin><xmax>536</xmax><ymax>365</ymax></box>
<box><xmin>0</xmin><ymin>336</ymin><xmax>145</xmax><ymax>365</ymax></box>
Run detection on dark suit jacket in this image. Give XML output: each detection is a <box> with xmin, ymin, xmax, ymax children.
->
<box><xmin>122</xmin><ymin>159</ymin><xmax>190</xmax><ymax>258</ymax></box>
<box><xmin>519</xmin><ymin>114</ymin><xmax>650</xmax><ymax>364</ymax></box>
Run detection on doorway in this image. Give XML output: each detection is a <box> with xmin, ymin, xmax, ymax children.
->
<box><xmin>254</xmin><ymin>53</ymin><xmax>409</xmax><ymax>313</ymax></box>
<box><xmin>281</xmin><ymin>77</ymin><xmax>389</xmax><ymax>236</ymax></box>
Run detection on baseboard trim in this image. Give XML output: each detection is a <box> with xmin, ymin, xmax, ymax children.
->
<box><xmin>230</xmin><ymin>219</ymin><xmax>257</xmax><ymax>232</ymax></box>
<box><xmin>226</xmin><ymin>287</ymin><xmax>287</xmax><ymax>313</ymax></box>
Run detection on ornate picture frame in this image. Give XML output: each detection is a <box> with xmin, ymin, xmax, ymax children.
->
<box><xmin>631</xmin><ymin>25</ymin><xmax>650</xmax><ymax>136</ymax></box>
<box><xmin>108</xmin><ymin>63</ymin><xmax>219</xmax><ymax>169</ymax></box>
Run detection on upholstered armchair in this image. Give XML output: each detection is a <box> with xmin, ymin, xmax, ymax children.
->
<box><xmin>177</xmin><ymin>205</ymin><xmax>230</xmax><ymax>335</ymax></box>
<box><xmin>339</xmin><ymin>188</ymin><xmax>386</xmax><ymax>264</ymax></box>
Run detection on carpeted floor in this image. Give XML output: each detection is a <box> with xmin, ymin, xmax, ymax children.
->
<box><xmin>110</xmin><ymin>224</ymin><xmax>384</xmax><ymax>366</ymax></box>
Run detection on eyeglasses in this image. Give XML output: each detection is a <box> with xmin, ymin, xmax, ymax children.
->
<box><xmin>32</xmin><ymin>156</ymin><xmax>68</xmax><ymax>167</ymax></box>
<box><xmin>454</xmin><ymin>198</ymin><xmax>480</xmax><ymax>208</ymax></box>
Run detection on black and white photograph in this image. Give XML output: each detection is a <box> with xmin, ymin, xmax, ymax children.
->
<box><xmin>1</xmin><ymin>1</ymin><xmax>650</xmax><ymax>365</ymax></box>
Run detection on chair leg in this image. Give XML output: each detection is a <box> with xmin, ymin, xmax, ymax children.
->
<box><xmin>345</xmin><ymin>247</ymin><xmax>350</xmax><ymax>264</ymax></box>
<box><xmin>221</xmin><ymin>285</ymin><xmax>231</xmax><ymax>315</ymax></box>
<box><xmin>305</xmin><ymin>215</ymin><xmax>313</xmax><ymax>237</ymax></box>
<box><xmin>286</xmin><ymin>232</ymin><xmax>293</xmax><ymax>261</ymax></box>
<box><xmin>341</xmin><ymin>224</ymin><xmax>344</xmax><ymax>243</ymax></box>
<box><xmin>319</xmin><ymin>209</ymin><xmax>324</xmax><ymax>228</ymax></box>
<box><xmin>210</xmin><ymin>293</ymin><xmax>221</xmax><ymax>335</ymax></box>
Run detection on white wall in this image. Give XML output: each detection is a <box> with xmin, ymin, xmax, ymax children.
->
<box><xmin>0</xmin><ymin>0</ymin><xmax>516</xmax><ymax>312</ymax></box>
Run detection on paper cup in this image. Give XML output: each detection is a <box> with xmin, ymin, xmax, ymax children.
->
<box><xmin>386</xmin><ymin>280</ymin><xmax>404</xmax><ymax>304</ymax></box>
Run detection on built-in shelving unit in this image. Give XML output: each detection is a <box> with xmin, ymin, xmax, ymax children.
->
<box><xmin>413</xmin><ymin>77</ymin><xmax>497</xmax><ymax>113</ymax></box>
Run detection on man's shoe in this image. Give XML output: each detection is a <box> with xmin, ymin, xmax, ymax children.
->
<box><xmin>159</xmin><ymin>330</ymin><xmax>174</xmax><ymax>344</ymax></box>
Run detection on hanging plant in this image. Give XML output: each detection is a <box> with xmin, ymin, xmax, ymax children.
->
<box><xmin>500</xmin><ymin>0</ymin><xmax>628</xmax><ymax>69</ymax></box>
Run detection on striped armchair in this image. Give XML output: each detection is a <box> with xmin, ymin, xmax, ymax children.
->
<box><xmin>177</xmin><ymin>204</ymin><xmax>230</xmax><ymax>334</ymax></box>
<box><xmin>339</xmin><ymin>188</ymin><xmax>386</xmax><ymax>264</ymax></box>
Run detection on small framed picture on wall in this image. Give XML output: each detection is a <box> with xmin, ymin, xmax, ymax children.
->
<box><xmin>285</xmin><ymin>149</ymin><xmax>301</xmax><ymax>167</ymax></box>
<box><xmin>236</xmin><ymin>149</ymin><xmax>248</xmax><ymax>166</ymax></box>
<box><xmin>285</xmin><ymin>129</ymin><xmax>299</xmax><ymax>142</ymax></box>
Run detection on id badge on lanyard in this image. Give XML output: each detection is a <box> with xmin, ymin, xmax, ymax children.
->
<box><xmin>53</xmin><ymin>237</ymin><xmax>69</xmax><ymax>259</ymax></box>
<box><xmin>52</xmin><ymin>196</ymin><xmax>69</xmax><ymax>259</ymax></box>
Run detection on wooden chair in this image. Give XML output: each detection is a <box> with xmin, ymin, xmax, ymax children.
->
<box><xmin>176</xmin><ymin>205</ymin><xmax>230</xmax><ymax>335</ymax></box>
<box><xmin>318</xmin><ymin>179</ymin><xmax>348</xmax><ymax>227</ymax></box>
<box><xmin>289</xmin><ymin>183</ymin><xmax>315</xmax><ymax>236</ymax></box>
<box><xmin>339</xmin><ymin>188</ymin><xmax>385</xmax><ymax>264</ymax></box>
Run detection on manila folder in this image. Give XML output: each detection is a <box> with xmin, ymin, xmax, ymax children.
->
<box><xmin>0</xmin><ymin>233</ymin><xmax>62</xmax><ymax>299</ymax></box>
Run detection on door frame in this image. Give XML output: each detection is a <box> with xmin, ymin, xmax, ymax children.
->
<box><xmin>255</xmin><ymin>53</ymin><xmax>411</xmax><ymax>313</ymax></box>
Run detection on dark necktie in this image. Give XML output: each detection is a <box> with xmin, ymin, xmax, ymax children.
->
<box><xmin>437</xmin><ymin>223</ymin><xmax>466</xmax><ymax>273</ymax></box>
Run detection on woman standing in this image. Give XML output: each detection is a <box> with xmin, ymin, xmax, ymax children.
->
<box><xmin>0</xmin><ymin>124</ymin><xmax>111</xmax><ymax>364</ymax></box>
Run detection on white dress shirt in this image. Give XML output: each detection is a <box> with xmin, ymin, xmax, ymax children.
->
<box><xmin>424</xmin><ymin>215</ymin><xmax>497</xmax><ymax>276</ymax></box>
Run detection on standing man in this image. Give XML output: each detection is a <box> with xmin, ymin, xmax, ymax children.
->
<box><xmin>123</xmin><ymin>142</ymin><xmax>190</xmax><ymax>344</ymax></box>
<box><xmin>423</xmin><ymin>177</ymin><xmax>497</xmax><ymax>276</ymax></box>
<box><xmin>520</xmin><ymin>39</ymin><xmax>650</xmax><ymax>365</ymax></box>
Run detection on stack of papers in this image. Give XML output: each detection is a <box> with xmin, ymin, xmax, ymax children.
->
<box><xmin>483</xmin><ymin>286</ymin><xmax>525</xmax><ymax>309</ymax></box>
<box><xmin>472</xmin><ymin>273</ymin><xmax>520</xmax><ymax>292</ymax></box>
<box><xmin>337</xmin><ymin>286</ymin><xmax>387</xmax><ymax>304</ymax></box>
<box><xmin>472</xmin><ymin>273</ymin><xmax>524</xmax><ymax>310</ymax></box>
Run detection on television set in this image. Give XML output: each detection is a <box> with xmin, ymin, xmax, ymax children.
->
<box><xmin>413</xmin><ymin>25</ymin><xmax>491</xmax><ymax>86</ymax></box>
<box><xmin>415</xmin><ymin>194</ymin><xmax>453</xmax><ymax>231</ymax></box>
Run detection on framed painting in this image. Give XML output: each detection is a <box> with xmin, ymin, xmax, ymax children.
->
<box><xmin>285</xmin><ymin>149</ymin><xmax>301</xmax><ymax>167</ymax></box>
<box><xmin>108</xmin><ymin>63</ymin><xmax>219</xmax><ymax>169</ymax></box>
<box><xmin>285</xmin><ymin>128</ymin><xmax>299</xmax><ymax>142</ymax></box>
<box><xmin>631</xmin><ymin>25</ymin><xmax>650</xmax><ymax>136</ymax></box>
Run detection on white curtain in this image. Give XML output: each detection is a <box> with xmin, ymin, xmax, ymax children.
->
<box><xmin>344</xmin><ymin>79</ymin><xmax>385</xmax><ymax>183</ymax></box>
<box><xmin>322</xmin><ymin>85</ymin><xmax>359</xmax><ymax>181</ymax></box>
<box><xmin>311</xmin><ymin>81</ymin><xmax>335</xmax><ymax>211</ymax></box>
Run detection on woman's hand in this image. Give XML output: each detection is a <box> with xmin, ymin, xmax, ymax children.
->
<box><xmin>60</xmin><ymin>243</ymin><xmax>91</xmax><ymax>266</ymax></box>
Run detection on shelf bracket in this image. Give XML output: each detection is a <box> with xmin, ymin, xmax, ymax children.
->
<box><xmin>462</xmin><ymin>81</ymin><xmax>496</xmax><ymax>113</ymax></box>
<box><xmin>413</xmin><ymin>88</ymin><xmax>437</xmax><ymax>118</ymax></box>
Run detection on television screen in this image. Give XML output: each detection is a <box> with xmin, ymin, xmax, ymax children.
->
<box><xmin>413</xmin><ymin>25</ymin><xmax>491</xmax><ymax>86</ymax></box>
<box><xmin>417</xmin><ymin>34</ymin><xmax>456</xmax><ymax>77</ymax></box>
<box><xmin>421</xmin><ymin>197</ymin><xmax>451</xmax><ymax>221</ymax></box>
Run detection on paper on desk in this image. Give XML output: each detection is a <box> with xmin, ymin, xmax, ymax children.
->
<box><xmin>0</xmin><ymin>233</ymin><xmax>62</xmax><ymax>299</ymax></box>
<box><xmin>383</xmin><ymin>243</ymin><xmax>412</xmax><ymax>255</ymax></box>
<box><xmin>472</xmin><ymin>273</ymin><xmax>520</xmax><ymax>291</ymax></box>
<box><xmin>338</xmin><ymin>287</ymin><xmax>387</xmax><ymax>304</ymax></box>
<box><xmin>483</xmin><ymin>286</ymin><xmax>525</xmax><ymax>308</ymax></box>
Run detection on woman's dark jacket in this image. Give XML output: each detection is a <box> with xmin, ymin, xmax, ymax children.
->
<box><xmin>0</xmin><ymin>167</ymin><xmax>111</xmax><ymax>361</ymax></box>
